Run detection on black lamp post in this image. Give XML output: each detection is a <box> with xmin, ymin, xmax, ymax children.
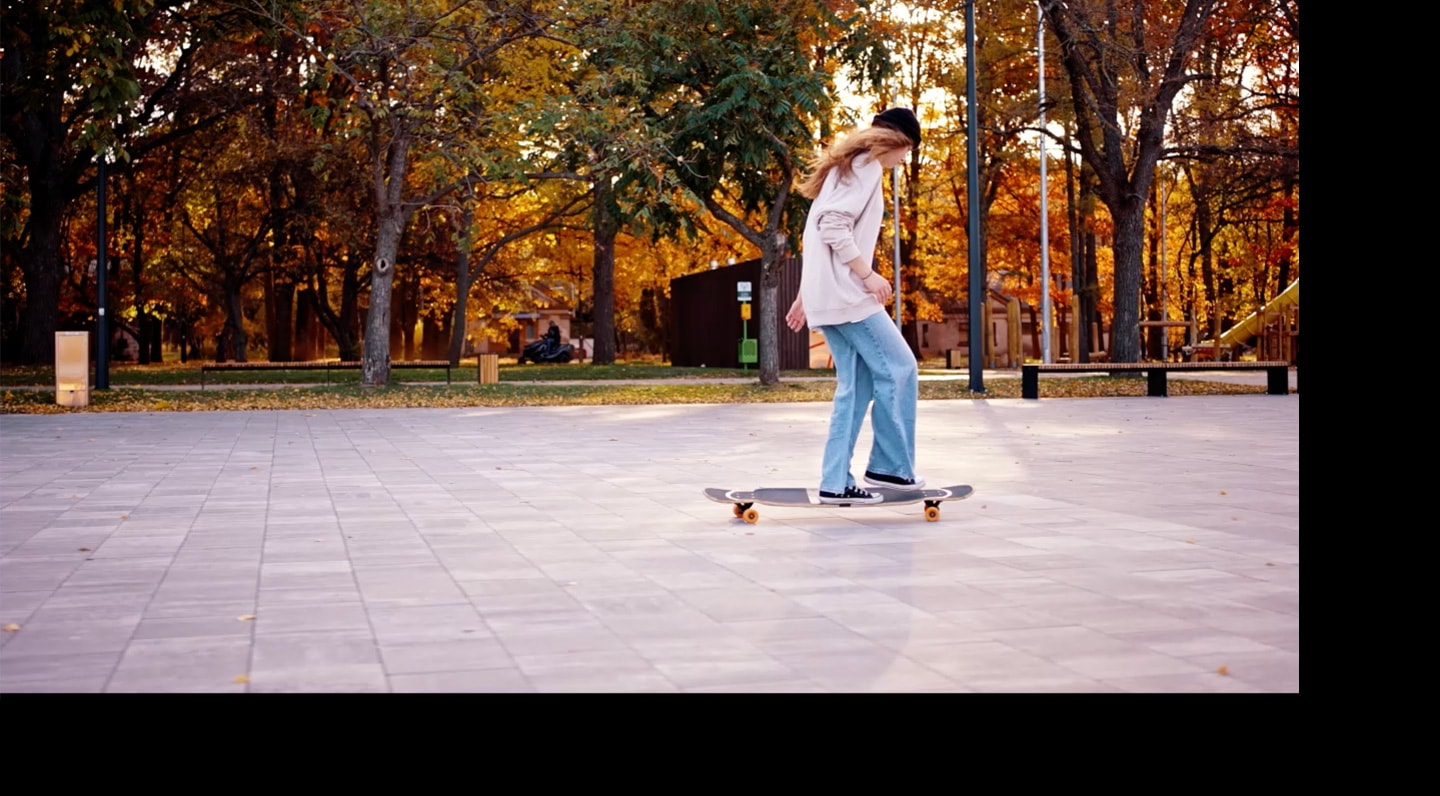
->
<box><xmin>965</xmin><ymin>0</ymin><xmax>984</xmax><ymax>392</ymax></box>
<box><xmin>96</xmin><ymin>157</ymin><xmax>109</xmax><ymax>389</ymax></box>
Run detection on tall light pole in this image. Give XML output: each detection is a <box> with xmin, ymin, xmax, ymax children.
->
<box><xmin>965</xmin><ymin>0</ymin><xmax>984</xmax><ymax>391</ymax></box>
<box><xmin>1037</xmin><ymin>2</ymin><xmax>1052</xmax><ymax>364</ymax></box>
<box><xmin>1160</xmin><ymin>165</ymin><xmax>1169</xmax><ymax>360</ymax></box>
<box><xmin>96</xmin><ymin>157</ymin><xmax>109</xmax><ymax>389</ymax></box>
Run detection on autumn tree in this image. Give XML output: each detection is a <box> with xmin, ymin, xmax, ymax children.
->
<box><xmin>253</xmin><ymin>0</ymin><xmax>550</xmax><ymax>385</ymax></box>
<box><xmin>1039</xmin><ymin>0</ymin><xmax>1217</xmax><ymax>363</ymax></box>
<box><xmin>617</xmin><ymin>0</ymin><xmax>891</xmax><ymax>385</ymax></box>
<box><xmin>1165</xmin><ymin>0</ymin><xmax>1298</xmax><ymax>342</ymax></box>
<box><xmin>1</xmin><ymin>0</ymin><xmax>252</xmax><ymax>364</ymax></box>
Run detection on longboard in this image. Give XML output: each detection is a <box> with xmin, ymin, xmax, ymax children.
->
<box><xmin>704</xmin><ymin>484</ymin><xmax>973</xmax><ymax>524</ymax></box>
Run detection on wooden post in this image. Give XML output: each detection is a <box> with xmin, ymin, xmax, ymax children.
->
<box><xmin>1007</xmin><ymin>297</ymin><xmax>1022</xmax><ymax>367</ymax></box>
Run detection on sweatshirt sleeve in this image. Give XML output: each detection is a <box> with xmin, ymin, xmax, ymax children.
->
<box><xmin>813</xmin><ymin>157</ymin><xmax>883</xmax><ymax>267</ymax></box>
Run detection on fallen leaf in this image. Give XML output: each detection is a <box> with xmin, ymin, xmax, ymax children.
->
<box><xmin>237</xmin><ymin>614</ymin><xmax>256</xmax><ymax>621</ymax></box>
<box><xmin>78</xmin><ymin>547</ymin><xmax>91</xmax><ymax>552</ymax></box>
<box><xmin>1184</xmin><ymin>538</ymin><xmax>1195</xmax><ymax>544</ymax></box>
<box><xmin>250</xmin><ymin>466</ymin><xmax>257</xmax><ymax>470</ymax></box>
<box><xmin>1265</xmin><ymin>562</ymin><xmax>1276</xmax><ymax>567</ymax></box>
<box><xmin>120</xmin><ymin>514</ymin><xmax>127</xmax><ymax>520</ymax></box>
<box><xmin>1219</xmin><ymin>490</ymin><xmax>1227</xmax><ymax>495</ymax></box>
<box><xmin>233</xmin><ymin>675</ymin><xmax>251</xmax><ymax>684</ymax></box>
<box><xmin>1216</xmin><ymin>665</ymin><xmax>1230</xmax><ymax>676</ymax></box>
<box><xmin>2</xmin><ymin>624</ymin><xmax>20</xmax><ymax>632</ymax></box>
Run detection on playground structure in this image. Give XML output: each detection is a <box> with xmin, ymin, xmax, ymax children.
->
<box><xmin>1186</xmin><ymin>278</ymin><xmax>1299</xmax><ymax>364</ymax></box>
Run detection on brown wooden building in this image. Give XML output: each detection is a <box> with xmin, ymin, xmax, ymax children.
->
<box><xmin>668</xmin><ymin>257</ymin><xmax>810</xmax><ymax>370</ymax></box>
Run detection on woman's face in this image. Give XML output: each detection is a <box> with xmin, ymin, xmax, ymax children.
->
<box><xmin>877</xmin><ymin>146</ymin><xmax>912</xmax><ymax>169</ymax></box>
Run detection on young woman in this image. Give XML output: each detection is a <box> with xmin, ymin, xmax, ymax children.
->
<box><xmin>785</xmin><ymin>108</ymin><xmax>923</xmax><ymax>504</ymax></box>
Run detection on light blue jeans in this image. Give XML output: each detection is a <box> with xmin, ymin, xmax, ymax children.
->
<box><xmin>816</xmin><ymin>311</ymin><xmax>919</xmax><ymax>492</ymax></box>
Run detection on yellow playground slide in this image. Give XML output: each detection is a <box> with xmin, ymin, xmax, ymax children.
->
<box><xmin>1199</xmin><ymin>278</ymin><xmax>1300</xmax><ymax>348</ymax></box>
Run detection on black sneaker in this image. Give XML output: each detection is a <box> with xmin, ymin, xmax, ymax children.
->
<box><xmin>864</xmin><ymin>471</ymin><xmax>926</xmax><ymax>489</ymax></box>
<box><xmin>818</xmin><ymin>485</ymin><xmax>883</xmax><ymax>505</ymax></box>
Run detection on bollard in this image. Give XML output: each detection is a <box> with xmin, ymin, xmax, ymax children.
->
<box><xmin>55</xmin><ymin>331</ymin><xmax>91</xmax><ymax>407</ymax></box>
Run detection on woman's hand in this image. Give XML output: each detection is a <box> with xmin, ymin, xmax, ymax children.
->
<box><xmin>785</xmin><ymin>297</ymin><xmax>806</xmax><ymax>332</ymax></box>
<box><xmin>862</xmin><ymin>271</ymin><xmax>892</xmax><ymax>303</ymax></box>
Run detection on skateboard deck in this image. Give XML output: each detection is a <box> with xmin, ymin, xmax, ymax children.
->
<box><xmin>704</xmin><ymin>484</ymin><xmax>973</xmax><ymax>524</ymax></box>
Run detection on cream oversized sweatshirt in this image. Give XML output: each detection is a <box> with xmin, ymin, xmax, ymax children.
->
<box><xmin>798</xmin><ymin>151</ymin><xmax>886</xmax><ymax>328</ymax></box>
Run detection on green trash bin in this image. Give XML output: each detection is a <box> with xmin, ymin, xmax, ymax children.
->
<box><xmin>738</xmin><ymin>338</ymin><xmax>757</xmax><ymax>365</ymax></box>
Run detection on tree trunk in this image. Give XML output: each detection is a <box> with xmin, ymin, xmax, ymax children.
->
<box><xmin>591</xmin><ymin>179</ymin><xmax>618</xmax><ymax>365</ymax></box>
<box><xmin>16</xmin><ymin>203</ymin><xmax>64</xmax><ymax>366</ymax></box>
<box><xmin>449</xmin><ymin>271</ymin><xmax>473</xmax><ymax>366</ymax></box>
<box><xmin>267</xmin><ymin>273</ymin><xmax>295</xmax><ymax>361</ymax></box>
<box><xmin>390</xmin><ymin>268</ymin><xmax>412</xmax><ymax>360</ymax></box>
<box><xmin>422</xmin><ymin>315</ymin><xmax>445</xmax><ymax>360</ymax></box>
<box><xmin>224</xmin><ymin>283</ymin><xmax>248</xmax><ymax>362</ymax></box>
<box><xmin>449</xmin><ymin>270</ymin><xmax>473</xmax><ymax>366</ymax></box>
<box><xmin>339</xmin><ymin>259</ymin><xmax>360</xmax><ymax>360</ymax></box>
<box><xmin>448</xmin><ymin>202</ymin><xmax>478</xmax><ymax>366</ymax></box>
<box><xmin>758</xmin><ymin>231</ymin><xmax>785</xmax><ymax>385</ymax></box>
<box><xmin>1107</xmin><ymin>197</ymin><xmax>1146</xmax><ymax>364</ymax></box>
<box><xmin>146</xmin><ymin>315</ymin><xmax>162</xmax><ymax>363</ymax></box>
<box><xmin>1079</xmin><ymin>229</ymin><xmax>1099</xmax><ymax>361</ymax></box>
<box><xmin>312</xmin><ymin>257</ymin><xmax>361</xmax><ymax>361</ymax></box>
<box><xmin>362</xmin><ymin>238</ymin><xmax>399</xmax><ymax>385</ymax></box>
<box><xmin>1144</xmin><ymin>183</ymin><xmax>1163</xmax><ymax>361</ymax></box>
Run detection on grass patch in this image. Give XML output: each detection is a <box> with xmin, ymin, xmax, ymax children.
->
<box><xmin>0</xmin><ymin>360</ymin><xmax>826</xmax><ymax>387</ymax></box>
<box><xmin>1</xmin><ymin>375</ymin><xmax>1280</xmax><ymax>414</ymax></box>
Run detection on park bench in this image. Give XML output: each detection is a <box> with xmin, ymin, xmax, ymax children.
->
<box><xmin>200</xmin><ymin>360</ymin><xmax>453</xmax><ymax>389</ymax></box>
<box><xmin>1020</xmin><ymin>360</ymin><xmax>1293</xmax><ymax>399</ymax></box>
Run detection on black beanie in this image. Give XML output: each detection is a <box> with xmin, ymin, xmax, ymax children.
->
<box><xmin>872</xmin><ymin>107</ymin><xmax>921</xmax><ymax>146</ymax></box>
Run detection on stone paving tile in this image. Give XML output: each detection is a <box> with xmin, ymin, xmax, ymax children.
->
<box><xmin>686</xmin><ymin>679</ymin><xmax>830</xmax><ymax>693</ymax></box>
<box><xmin>489</xmin><ymin>624</ymin><xmax>632</xmax><ymax>656</ymax></box>
<box><xmin>132</xmin><ymin>614</ymin><xmax>257</xmax><ymax>640</ymax></box>
<box><xmin>1052</xmin><ymin>650</ymin><xmax>1208</xmax><ymax>680</ymax></box>
<box><xmin>0</xmin><ymin>618</ymin><xmax>141</xmax><ymax>660</ymax></box>
<box><xmin>253</xmin><ymin>602</ymin><xmax>371</xmax><ymax>635</ymax></box>
<box><xmin>673</xmin><ymin>587</ymin><xmax>819</xmax><ymax>623</ymax></box>
<box><xmin>1108</xmin><ymin>627</ymin><xmax>1285</xmax><ymax>658</ymax></box>
<box><xmin>1104</xmin><ymin>672</ymin><xmax>1265</xmax><ymax>693</ymax></box>
<box><xmin>388</xmin><ymin>668</ymin><xmax>534</xmax><ymax>693</ymax></box>
<box><xmin>379</xmin><ymin>638</ymin><xmax>514</xmax><ymax>675</ymax></box>
<box><xmin>106</xmin><ymin>636</ymin><xmax>252</xmax><ymax>693</ymax></box>
<box><xmin>901</xmin><ymin>640</ymin><xmax>1066</xmax><ymax>681</ymax></box>
<box><xmin>247</xmin><ymin>664</ymin><xmax>390</xmax><ymax>693</ymax></box>
<box><xmin>365</xmin><ymin>603</ymin><xmax>493</xmax><ymax>643</ymax></box>
<box><xmin>1180</xmin><ymin>649</ymin><xmax>1299</xmax><ymax>691</ymax></box>
<box><xmin>524</xmin><ymin>669</ymin><xmax>679</xmax><ymax>692</ymax></box>
<box><xmin>143</xmin><ymin>598</ymin><xmax>258</xmax><ymax>620</ymax></box>
<box><xmin>0</xmin><ymin>651</ymin><xmax>120</xmax><ymax>693</ymax></box>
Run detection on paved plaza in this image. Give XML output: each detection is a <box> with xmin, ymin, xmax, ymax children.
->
<box><xmin>0</xmin><ymin>386</ymin><xmax>1299</xmax><ymax>692</ymax></box>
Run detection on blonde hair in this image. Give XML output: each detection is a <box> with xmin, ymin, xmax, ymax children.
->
<box><xmin>795</xmin><ymin>125</ymin><xmax>913</xmax><ymax>199</ymax></box>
